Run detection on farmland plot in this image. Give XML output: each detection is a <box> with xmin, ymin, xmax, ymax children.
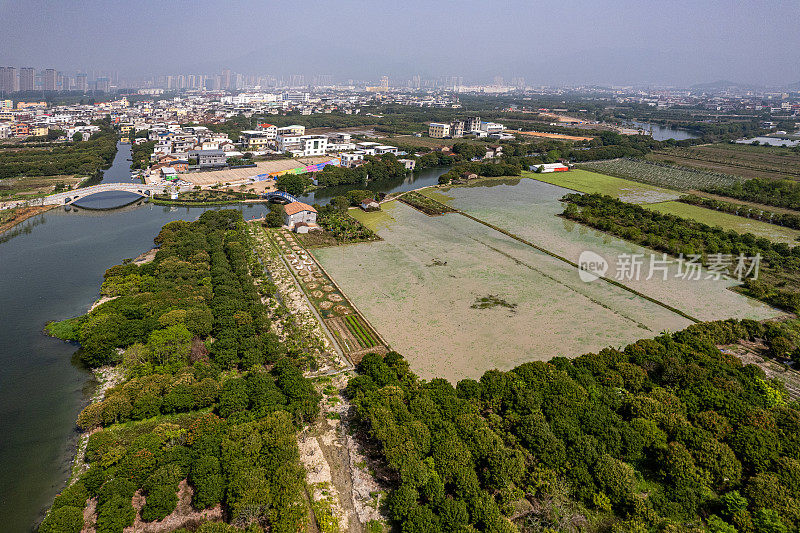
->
<box><xmin>645</xmin><ymin>201</ymin><xmax>800</xmax><ymax>244</ymax></box>
<box><xmin>314</xmin><ymin>201</ymin><xmax>694</xmax><ymax>382</ymax></box>
<box><xmin>423</xmin><ymin>179</ymin><xmax>782</xmax><ymax>323</ymax></box>
<box><xmin>648</xmin><ymin>143</ymin><xmax>800</xmax><ymax>180</ymax></box>
<box><xmin>579</xmin><ymin>158</ymin><xmax>741</xmax><ymax>190</ymax></box>
<box><xmin>526</xmin><ymin>168</ymin><xmax>679</xmax><ymax>203</ymax></box>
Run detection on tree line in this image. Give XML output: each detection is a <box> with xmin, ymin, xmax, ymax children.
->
<box><xmin>680</xmin><ymin>194</ymin><xmax>800</xmax><ymax>230</ymax></box>
<box><xmin>0</xmin><ymin>119</ymin><xmax>117</xmax><ymax>180</ymax></box>
<box><xmin>705</xmin><ymin>178</ymin><xmax>800</xmax><ymax>212</ymax></box>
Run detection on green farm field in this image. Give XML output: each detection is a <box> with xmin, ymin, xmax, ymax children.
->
<box><xmin>644</xmin><ymin>201</ymin><xmax>800</xmax><ymax>244</ymax></box>
<box><xmin>347</xmin><ymin>202</ymin><xmax>397</xmax><ymax>232</ymax></box>
<box><xmin>525</xmin><ymin>168</ymin><xmax>679</xmax><ymax>203</ymax></box>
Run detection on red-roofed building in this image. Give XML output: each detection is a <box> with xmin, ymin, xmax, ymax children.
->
<box><xmin>283</xmin><ymin>201</ymin><xmax>317</xmax><ymax>230</ymax></box>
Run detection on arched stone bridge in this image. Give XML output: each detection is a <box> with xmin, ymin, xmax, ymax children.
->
<box><xmin>42</xmin><ymin>183</ymin><xmax>170</xmax><ymax>205</ymax></box>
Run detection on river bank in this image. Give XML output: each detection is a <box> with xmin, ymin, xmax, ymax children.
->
<box><xmin>0</xmin><ymin>204</ymin><xmax>57</xmax><ymax>234</ymax></box>
<box><xmin>0</xmin><ymin>152</ymin><xmax>450</xmax><ymax>531</ymax></box>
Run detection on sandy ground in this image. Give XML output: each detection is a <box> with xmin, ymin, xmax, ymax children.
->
<box><xmin>180</xmin><ymin>156</ymin><xmax>333</xmax><ymax>188</ymax></box>
<box><xmin>538</xmin><ymin>112</ymin><xmax>588</xmax><ymax>124</ymax></box>
<box><xmin>314</xmin><ymin>201</ymin><xmax>693</xmax><ymax>382</ymax></box>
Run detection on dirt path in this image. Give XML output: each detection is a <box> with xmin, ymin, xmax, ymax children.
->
<box><xmin>724</xmin><ymin>341</ymin><xmax>800</xmax><ymax>401</ymax></box>
<box><xmin>298</xmin><ymin>373</ymin><xmax>387</xmax><ymax>532</ymax></box>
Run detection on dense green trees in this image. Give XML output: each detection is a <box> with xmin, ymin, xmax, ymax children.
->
<box><xmin>41</xmin><ymin>210</ymin><xmax>319</xmax><ymax>533</ymax></box>
<box><xmin>275</xmin><ymin>174</ymin><xmax>311</xmax><ymax>196</ymax></box>
<box><xmin>315</xmin><ymin>154</ymin><xmax>408</xmax><ymax>187</ymax></box>
<box><xmin>130</xmin><ymin>140</ymin><xmax>155</xmax><ymax>171</ymax></box>
<box><xmin>0</xmin><ymin>121</ymin><xmax>117</xmax><ymax>180</ymax></box>
<box><xmin>347</xmin><ymin>321</ymin><xmax>798</xmax><ymax>531</ymax></box>
<box><xmin>438</xmin><ymin>160</ymin><xmax>524</xmax><ymax>184</ymax></box>
<box><xmin>706</xmin><ymin>178</ymin><xmax>800</xmax><ymax>211</ymax></box>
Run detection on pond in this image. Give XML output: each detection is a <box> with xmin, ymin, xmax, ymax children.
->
<box><xmin>627</xmin><ymin>121</ymin><xmax>700</xmax><ymax>141</ymax></box>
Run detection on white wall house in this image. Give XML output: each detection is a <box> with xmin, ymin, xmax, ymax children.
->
<box><xmin>299</xmin><ymin>135</ymin><xmax>328</xmax><ymax>157</ymax></box>
<box><xmin>277</xmin><ymin>133</ymin><xmax>302</xmax><ymax>153</ymax></box>
<box><xmin>340</xmin><ymin>151</ymin><xmax>365</xmax><ymax>167</ymax></box>
<box><xmin>374</xmin><ymin>145</ymin><xmax>398</xmax><ymax>155</ymax></box>
<box><xmin>283</xmin><ymin>201</ymin><xmax>317</xmax><ymax>229</ymax></box>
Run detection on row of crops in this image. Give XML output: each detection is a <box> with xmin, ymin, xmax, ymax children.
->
<box><xmin>578</xmin><ymin>158</ymin><xmax>742</xmax><ymax>190</ymax></box>
<box><xmin>658</xmin><ymin>145</ymin><xmax>800</xmax><ymax>176</ymax></box>
<box><xmin>345</xmin><ymin>315</ymin><xmax>378</xmax><ymax>348</ymax></box>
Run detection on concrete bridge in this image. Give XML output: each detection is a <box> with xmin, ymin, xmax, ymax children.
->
<box><xmin>41</xmin><ymin>183</ymin><xmax>169</xmax><ymax>205</ymax></box>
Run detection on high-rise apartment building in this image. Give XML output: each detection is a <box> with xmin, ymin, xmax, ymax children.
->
<box><xmin>19</xmin><ymin>68</ymin><xmax>35</xmax><ymax>91</ymax></box>
<box><xmin>222</xmin><ymin>68</ymin><xmax>231</xmax><ymax>90</ymax></box>
<box><xmin>96</xmin><ymin>77</ymin><xmax>110</xmax><ymax>92</ymax></box>
<box><xmin>43</xmin><ymin>69</ymin><xmax>57</xmax><ymax>91</ymax></box>
<box><xmin>0</xmin><ymin>67</ymin><xmax>18</xmax><ymax>93</ymax></box>
<box><xmin>76</xmin><ymin>73</ymin><xmax>88</xmax><ymax>92</ymax></box>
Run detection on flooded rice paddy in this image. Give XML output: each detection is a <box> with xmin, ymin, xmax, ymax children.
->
<box><xmin>314</xmin><ymin>179</ymin><xmax>782</xmax><ymax>382</ymax></box>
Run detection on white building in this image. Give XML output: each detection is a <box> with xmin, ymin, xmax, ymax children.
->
<box><xmin>277</xmin><ymin>132</ymin><xmax>302</xmax><ymax>153</ymax></box>
<box><xmin>480</xmin><ymin>121</ymin><xmax>505</xmax><ymax>134</ymax></box>
<box><xmin>374</xmin><ymin>145</ymin><xmax>398</xmax><ymax>155</ymax></box>
<box><xmin>398</xmin><ymin>158</ymin><xmax>416</xmax><ymax>170</ymax></box>
<box><xmin>429</xmin><ymin>122</ymin><xmax>450</xmax><ymax>138</ymax></box>
<box><xmin>283</xmin><ymin>201</ymin><xmax>317</xmax><ymax>230</ymax></box>
<box><xmin>340</xmin><ymin>151</ymin><xmax>365</xmax><ymax>167</ymax></box>
<box><xmin>255</xmin><ymin>123</ymin><xmax>278</xmax><ymax>138</ymax></box>
<box><xmin>299</xmin><ymin>135</ymin><xmax>328</xmax><ymax>156</ymax></box>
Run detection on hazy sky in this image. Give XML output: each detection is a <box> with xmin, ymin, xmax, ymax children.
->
<box><xmin>2</xmin><ymin>0</ymin><xmax>798</xmax><ymax>86</ymax></box>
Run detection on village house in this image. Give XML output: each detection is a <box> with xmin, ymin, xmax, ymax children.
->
<box><xmin>283</xmin><ymin>201</ymin><xmax>318</xmax><ymax>231</ymax></box>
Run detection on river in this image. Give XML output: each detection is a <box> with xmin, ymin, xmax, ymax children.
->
<box><xmin>0</xmin><ymin>143</ymin><xmax>448</xmax><ymax>531</ymax></box>
<box><xmin>627</xmin><ymin>121</ymin><xmax>700</xmax><ymax>141</ymax></box>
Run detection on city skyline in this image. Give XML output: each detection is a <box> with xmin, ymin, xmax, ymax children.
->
<box><xmin>2</xmin><ymin>0</ymin><xmax>800</xmax><ymax>87</ymax></box>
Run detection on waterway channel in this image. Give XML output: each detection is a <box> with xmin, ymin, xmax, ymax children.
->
<box><xmin>0</xmin><ymin>143</ymin><xmax>448</xmax><ymax>531</ymax></box>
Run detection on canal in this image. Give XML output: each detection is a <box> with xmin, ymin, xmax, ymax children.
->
<box><xmin>0</xmin><ymin>143</ymin><xmax>448</xmax><ymax>531</ymax></box>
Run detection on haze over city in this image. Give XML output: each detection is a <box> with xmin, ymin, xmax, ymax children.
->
<box><xmin>2</xmin><ymin>0</ymin><xmax>800</xmax><ymax>86</ymax></box>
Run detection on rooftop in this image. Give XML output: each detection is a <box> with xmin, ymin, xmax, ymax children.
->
<box><xmin>284</xmin><ymin>201</ymin><xmax>317</xmax><ymax>216</ymax></box>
